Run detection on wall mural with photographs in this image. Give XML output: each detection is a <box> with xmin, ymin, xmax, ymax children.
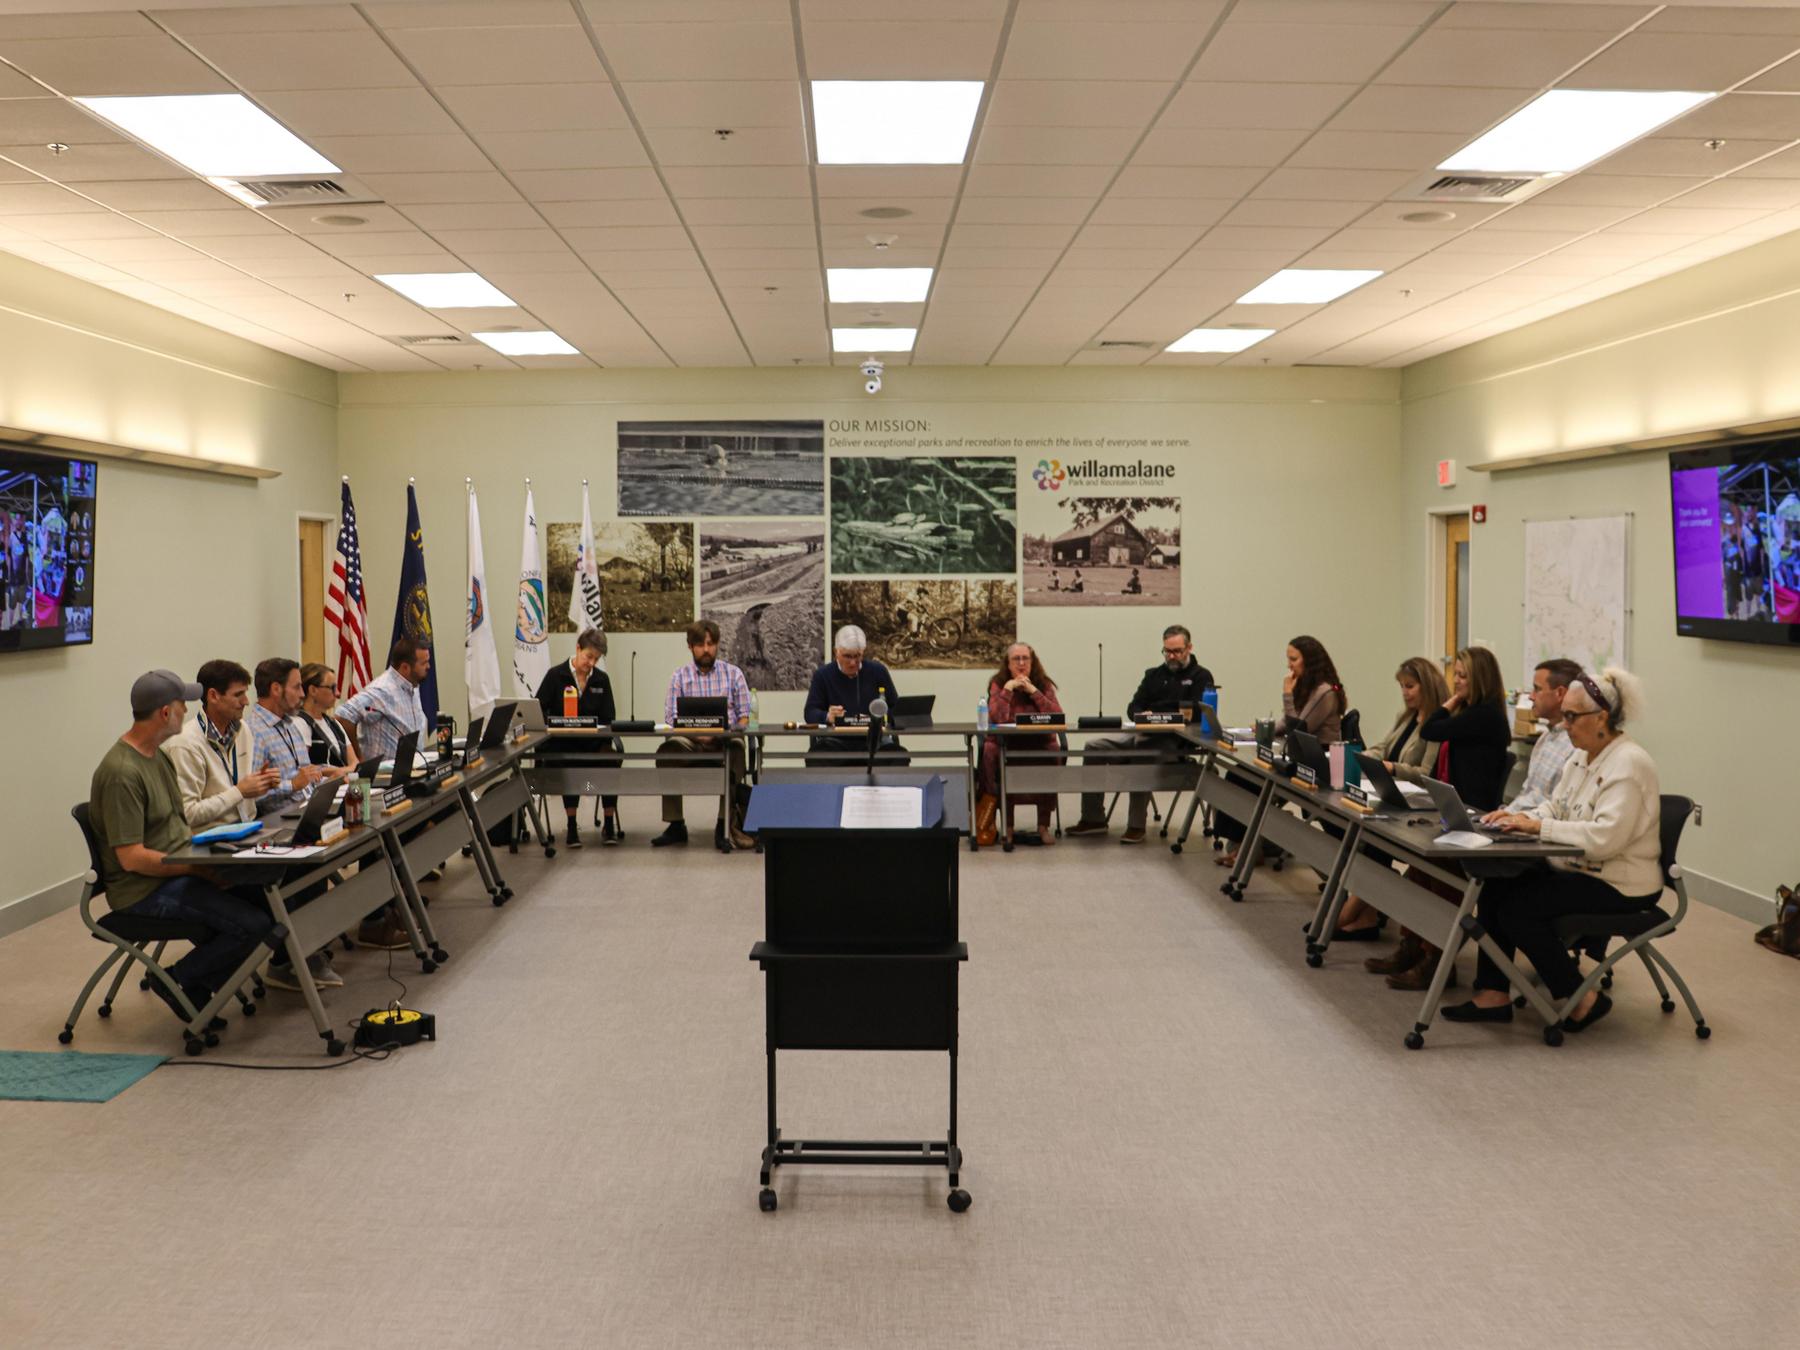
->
<box><xmin>1023</xmin><ymin>496</ymin><xmax>1181</xmax><ymax>608</ymax></box>
<box><xmin>830</xmin><ymin>579</ymin><xmax>1019</xmax><ymax>671</ymax></box>
<box><xmin>829</xmin><ymin>455</ymin><xmax>1016</xmax><ymax>575</ymax></box>
<box><xmin>617</xmin><ymin>419</ymin><xmax>823</xmax><ymax>518</ymax></box>
<box><xmin>698</xmin><ymin>521</ymin><xmax>825</xmax><ymax>691</ymax></box>
<box><xmin>547</xmin><ymin>518</ymin><xmax>694</xmax><ymax>634</ymax></box>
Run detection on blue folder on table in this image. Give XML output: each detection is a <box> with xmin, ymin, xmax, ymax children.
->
<box><xmin>190</xmin><ymin>820</ymin><xmax>264</xmax><ymax>844</ymax></box>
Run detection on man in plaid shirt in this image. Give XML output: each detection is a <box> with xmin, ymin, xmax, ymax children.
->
<box><xmin>654</xmin><ymin>619</ymin><xmax>752</xmax><ymax>851</ymax></box>
<box><xmin>335</xmin><ymin>637</ymin><xmax>431</xmax><ymax>764</ymax></box>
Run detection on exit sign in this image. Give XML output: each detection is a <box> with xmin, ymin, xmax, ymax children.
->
<box><xmin>1437</xmin><ymin>458</ymin><xmax>1456</xmax><ymax>488</ymax></box>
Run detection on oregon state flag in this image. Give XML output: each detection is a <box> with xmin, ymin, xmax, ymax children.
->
<box><xmin>389</xmin><ymin>483</ymin><xmax>440</xmax><ymax>724</ymax></box>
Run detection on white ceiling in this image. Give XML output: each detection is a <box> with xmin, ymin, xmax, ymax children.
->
<box><xmin>4</xmin><ymin>0</ymin><xmax>1800</xmax><ymax>371</ymax></box>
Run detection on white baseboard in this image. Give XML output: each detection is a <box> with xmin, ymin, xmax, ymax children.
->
<box><xmin>0</xmin><ymin>873</ymin><xmax>83</xmax><ymax>941</ymax></box>
<box><xmin>1684</xmin><ymin>869</ymin><xmax>1776</xmax><ymax>927</ymax></box>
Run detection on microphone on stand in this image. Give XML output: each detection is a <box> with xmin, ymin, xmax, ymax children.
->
<box><xmin>629</xmin><ymin>650</ymin><xmax>637</xmax><ymax>719</ymax></box>
<box><xmin>1078</xmin><ymin>640</ymin><xmax>1119</xmax><ymax>730</ymax></box>
<box><xmin>866</xmin><ymin>689</ymin><xmax>888</xmax><ymax>777</ymax></box>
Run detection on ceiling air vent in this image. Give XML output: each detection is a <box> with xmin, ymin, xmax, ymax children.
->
<box><xmin>213</xmin><ymin>173</ymin><xmax>382</xmax><ymax>208</ymax></box>
<box><xmin>1418</xmin><ymin>173</ymin><xmax>1541</xmax><ymax>202</ymax></box>
<box><xmin>397</xmin><ymin>335</ymin><xmax>466</xmax><ymax>346</ymax></box>
<box><xmin>1094</xmin><ymin>339</ymin><xmax>1157</xmax><ymax>350</ymax></box>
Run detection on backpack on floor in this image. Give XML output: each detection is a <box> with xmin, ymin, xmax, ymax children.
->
<box><xmin>1755</xmin><ymin>884</ymin><xmax>1800</xmax><ymax>958</ymax></box>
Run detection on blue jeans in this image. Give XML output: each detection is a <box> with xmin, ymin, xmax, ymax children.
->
<box><xmin>127</xmin><ymin>876</ymin><xmax>273</xmax><ymax>996</ymax></box>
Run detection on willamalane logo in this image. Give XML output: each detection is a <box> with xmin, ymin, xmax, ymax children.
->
<box><xmin>1033</xmin><ymin>457</ymin><xmax>1175</xmax><ymax>489</ymax></box>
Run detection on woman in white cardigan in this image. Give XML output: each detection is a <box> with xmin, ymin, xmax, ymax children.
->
<box><xmin>1441</xmin><ymin>667</ymin><xmax>1662</xmax><ymax>1034</ymax></box>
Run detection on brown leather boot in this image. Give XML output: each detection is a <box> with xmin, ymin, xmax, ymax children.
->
<box><xmin>1385</xmin><ymin>943</ymin><xmax>1459</xmax><ymax>991</ymax></box>
<box><xmin>1363</xmin><ymin>932</ymin><xmax>1423</xmax><ymax>975</ymax></box>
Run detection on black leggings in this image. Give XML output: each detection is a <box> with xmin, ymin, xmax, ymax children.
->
<box><xmin>1472</xmin><ymin>868</ymin><xmax>1661</xmax><ymax>1000</ymax></box>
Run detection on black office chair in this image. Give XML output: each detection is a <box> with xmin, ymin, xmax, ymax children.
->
<box><xmin>59</xmin><ymin>804</ymin><xmax>262</xmax><ymax>1051</ymax></box>
<box><xmin>1526</xmin><ymin>795</ymin><xmax>1710</xmax><ymax>1044</ymax></box>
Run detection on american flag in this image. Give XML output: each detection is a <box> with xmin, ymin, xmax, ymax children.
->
<box><xmin>326</xmin><ymin>478</ymin><xmax>373</xmax><ymax>698</ymax></box>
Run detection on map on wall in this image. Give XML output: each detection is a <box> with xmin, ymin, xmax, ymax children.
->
<box><xmin>1522</xmin><ymin>515</ymin><xmax>1629</xmax><ymax>683</ymax></box>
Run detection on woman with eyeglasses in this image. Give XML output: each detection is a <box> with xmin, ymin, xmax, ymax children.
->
<box><xmin>977</xmin><ymin>641</ymin><xmax>1065</xmax><ymax>847</ymax></box>
<box><xmin>298</xmin><ymin>662</ymin><xmax>356</xmax><ymax>771</ymax></box>
<box><xmin>1442</xmin><ymin>667</ymin><xmax>1662</xmax><ymax>1034</ymax></box>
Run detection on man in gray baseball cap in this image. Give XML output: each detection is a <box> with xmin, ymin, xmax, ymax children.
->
<box><xmin>88</xmin><ymin>668</ymin><xmax>276</xmax><ymax>1026</ymax></box>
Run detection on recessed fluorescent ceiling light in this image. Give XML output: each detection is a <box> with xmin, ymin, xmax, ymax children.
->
<box><xmin>812</xmin><ymin>82</ymin><xmax>983</xmax><ymax>164</ymax></box>
<box><xmin>832</xmin><ymin>328</ymin><xmax>917</xmax><ymax>353</ymax></box>
<box><xmin>1165</xmin><ymin>327</ymin><xmax>1275</xmax><ymax>354</ymax></box>
<box><xmin>826</xmin><ymin>268</ymin><xmax>934</xmax><ymax>303</ymax></box>
<box><xmin>473</xmin><ymin>330</ymin><xmax>578</xmax><ymax>356</ymax></box>
<box><xmin>1439</xmin><ymin>88</ymin><xmax>1715</xmax><ymax>174</ymax></box>
<box><xmin>374</xmin><ymin>272</ymin><xmax>516</xmax><ymax>308</ymax></box>
<box><xmin>74</xmin><ymin>94</ymin><xmax>337</xmax><ymax>177</ymax></box>
<box><xmin>1238</xmin><ymin>269</ymin><xmax>1382</xmax><ymax>305</ymax></box>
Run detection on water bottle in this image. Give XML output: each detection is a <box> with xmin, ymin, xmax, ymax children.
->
<box><xmin>748</xmin><ymin>687</ymin><xmax>760</xmax><ymax>730</ymax></box>
<box><xmin>563</xmin><ymin>684</ymin><xmax>578</xmax><ymax>718</ymax></box>
<box><xmin>976</xmin><ymin>694</ymin><xmax>989</xmax><ymax>732</ymax></box>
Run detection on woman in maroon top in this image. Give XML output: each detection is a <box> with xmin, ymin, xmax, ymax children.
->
<box><xmin>979</xmin><ymin>642</ymin><xmax>1065</xmax><ymax>847</ymax></box>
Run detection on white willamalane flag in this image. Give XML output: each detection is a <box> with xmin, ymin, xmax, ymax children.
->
<box><xmin>567</xmin><ymin>480</ymin><xmax>606</xmax><ymax>643</ymax></box>
<box><xmin>513</xmin><ymin>486</ymin><xmax>549</xmax><ymax>696</ymax></box>
<box><xmin>465</xmin><ymin>485</ymin><xmax>501</xmax><ymax>724</ymax></box>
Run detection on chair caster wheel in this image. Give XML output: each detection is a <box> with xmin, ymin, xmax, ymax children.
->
<box><xmin>544</xmin><ymin>846</ymin><xmax>556</xmax><ymax>859</ymax></box>
<box><xmin>326</xmin><ymin>1038</ymin><xmax>346</xmax><ymax>1057</ymax></box>
<box><xmin>1543</xmin><ymin>1026</ymin><xmax>1565</xmax><ymax>1047</ymax></box>
<box><xmin>758</xmin><ymin>1189</ymin><xmax>777</xmax><ymax>1213</ymax></box>
<box><xmin>1513</xmin><ymin>995</ymin><xmax>1527</xmax><ymax>1008</ymax></box>
<box><xmin>185</xmin><ymin>1037</ymin><xmax>204</xmax><ymax>1056</ymax></box>
<box><xmin>947</xmin><ymin>1189</ymin><xmax>972</xmax><ymax>1213</ymax></box>
<box><xmin>58</xmin><ymin>1028</ymin><xmax>73</xmax><ymax>1044</ymax></box>
<box><xmin>1403</xmin><ymin>1031</ymin><xmax>1424</xmax><ymax>1050</ymax></box>
<box><xmin>1306</xmin><ymin>952</ymin><xmax>1323</xmax><ymax>969</ymax></box>
<box><xmin>1660</xmin><ymin>998</ymin><xmax>1675</xmax><ymax>1013</ymax></box>
<box><xmin>1170</xmin><ymin>844</ymin><xmax>1182</xmax><ymax>855</ymax></box>
<box><xmin>432</xmin><ymin>948</ymin><xmax>449</xmax><ymax>963</ymax></box>
<box><xmin>1600</xmin><ymin>974</ymin><xmax>1613</xmax><ymax>989</ymax></box>
<box><xmin>242</xmin><ymin>1002</ymin><xmax>257</xmax><ymax>1016</ymax></box>
<box><xmin>1272</xmin><ymin>858</ymin><xmax>1285</xmax><ymax>872</ymax></box>
<box><xmin>98</xmin><ymin>1003</ymin><xmax>113</xmax><ymax>1018</ymax></box>
<box><xmin>1002</xmin><ymin>841</ymin><xmax>1014</xmax><ymax>853</ymax></box>
<box><xmin>139</xmin><ymin>978</ymin><xmax>150</xmax><ymax>991</ymax></box>
<box><xmin>421</xmin><ymin>958</ymin><xmax>437</xmax><ymax>974</ymax></box>
<box><xmin>1695</xmin><ymin>1023</ymin><xmax>1711</xmax><ymax>1039</ymax></box>
<box><xmin>204</xmin><ymin>1031</ymin><xmax>220</xmax><ymax>1048</ymax></box>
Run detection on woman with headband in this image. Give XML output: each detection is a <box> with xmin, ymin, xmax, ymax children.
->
<box><xmin>1442</xmin><ymin>666</ymin><xmax>1662</xmax><ymax>1034</ymax></box>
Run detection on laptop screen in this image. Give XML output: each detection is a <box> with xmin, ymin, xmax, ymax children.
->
<box><xmin>480</xmin><ymin>702</ymin><xmax>515</xmax><ymax>747</ymax></box>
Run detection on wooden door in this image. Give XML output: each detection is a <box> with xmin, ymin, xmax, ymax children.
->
<box><xmin>1443</xmin><ymin>513</ymin><xmax>1470</xmax><ymax>662</ymax></box>
<box><xmin>298</xmin><ymin>518</ymin><xmax>326</xmax><ymax>664</ymax></box>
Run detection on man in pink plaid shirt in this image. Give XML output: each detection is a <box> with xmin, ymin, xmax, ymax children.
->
<box><xmin>654</xmin><ymin>619</ymin><xmax>753</xmax><ymax>851</ymax></box>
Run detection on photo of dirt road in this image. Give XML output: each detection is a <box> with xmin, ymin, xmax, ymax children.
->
<box><xmin>699</xmin><ymin>521</ymin><xmax>824</xmax><ymax>691</ymax></box>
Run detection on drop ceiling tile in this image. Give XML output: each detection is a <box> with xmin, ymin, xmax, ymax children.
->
<box><xmin>511</xmin><ymin>167</ymin><xmax>664</xmax><ymax>201</ymax></box>
<box><xmin>690</xmin><ymin>223</ymin><xmax>818</xmax><ymax>249</ymax></box>
<box><xmin>1250</xmin><ymin>167</ymin><xmax>1414</xmax><ymax>200</ymax></box>
<box><xmin>951</xmin><ymin>221</ymin><xmax>1079</xmax><ymax>248</ymax></box>
<box><xmin>1296</xmin><ymin>246</ymin><xmax>1434</xmax><ymax>270</ymax></box>
<box><xmin>1607</xmin><ymin>205</ymin><xmax>1775</xmax><ymax>234</ymax></box>
<box><xmin>1672</xmin><ymin>177</ymin><xmax>1800</xmax><ymax>209</ymax></box>
<box><xmin>814</xmin><ymin>166</ymin><xmax>963</xmax><ymax>198</ymax></box>
<box><xmin>1436</xmin><ymin>228</ymin><xmax>1576</xmax><ymax>255</ymax></box>
<box><xmin>1661</xmin><ymin>93</ymin><xmax>1800</xmax><ymax>144</ymax></box>
<box><xmin>328</xmin><ymin>250</ymin><xmax>463</xmax><ymax>272</ymax></box>
<box><xmin>1194</xmin><ymin>224</ymin><xmax>1336</xmax><ymax>252</ymax></box>
<box><xmin>51</xmin><ymin>260</ymin><xmax>141</xmax><ymax>285</ymax></box>
<box><xmin>1568</xmin><ymin>32</ymin><xmax>1800</xmax><ymax>90</ymax></box>
<box><xmin>801</xmin><ymin>20</ymin><xmax>1002</xmax><ymax>79</ymax></box>
<box><xmin>976</xmin><ymin>125</ymin><xmax>1141</xmax><ymax>165</ymax></box>
<box><xmin>475</xmin><ymin>129</ymin><xmax>651</xmax><ymax>171</ymax></box>
<box><xmin>1741</xmin><ymin>54</ymin><xmax>1800</xmax><ymax>92</ymax></box>
<box><xmin>121</xmin><ymin>208</ymin><xmax>290</xmax><ymax>237</ymax></box>
<box><xmin>1725</xmin><ymin>143</ymin><xmax>1800</xmax><ymax>177</ymax></box>
<box><xmin>5</xmin><ymin>211</ymin><xmax>158</xmax><ymax>239</ymax></box>
<box><xmin>0</xmin><ymin>239</ymin><xmax>90</xmax><ymax>265</ymax></box>
<box><xmin>1162</xmin><ymin>247</ymin><xmax>1300</xmax><ymax>273</ymax></box>
<box><xmin>359</xmin><ymin>171</ymin><xmax>526</xmax><ymax>204</ymax></box>
<box><xmin>624</xmin><ymin>80</ymin><xmax>803</xmax><ymax>129</ymax></box>
<box><xmin>124</xmin><ymin>257</ymin><xmax>257</xmax><ymax>284</ymax></box>
<box><xmin>933</xmin><ymin>266</ymin><xmax>1051</xmax><ymax>288</ymax></box>
<box><xmin>1485</xmin><ymin>202</ymin><xmax>1640</xmax><ymax>233</ymax></box>
<box><xmin>1532</xmin><ymin>174</ymin><xmax>1704</xmax><ymax>206</ymax></box>
<box><xmin>1191</xmin><ymin>22</ymin><xmax>1422</xmax><ymax>84</ymax></box>
<box><xmin>1353</xmin><ymin>199</ymin><xmax>1509</xmax><ymax>228</ymax></box>
<box><xmin>939</xmin><ymin>245</ymin><xmax>1066</xmax><ymax>269</ymax></box>
<box><xmin>0</xmin><ymin>35</ymin><xmax>234</xmax><ymax>96</ymax></box>
<box><xmin>399</xmin><ymin>202</ymin><xmax>548</xmax><ymax>231</ymax></box>
<box><xmin>818</xmin><ymin>196</ymin><xmax>954</xmax><ymax>225</ymax></box>
<box><xmin>1284</xmin><ymin>130</ymin><xmax>1466</xmax><ymax>172</ymax></box>
<box><xmin>456</xmin><ymin>249</ymin><xmax>587</xmax><ymax>274</ymax></box>
<box><xmin>309</xmin><ymin>134</ymin><xmax>494</xmax><ymax>175</ymax></box>
<box><xmin>1313</xmin><ymin>225</ymin><xmax>1460</xmax><ymax>253</ymax></box>
<box><xmin>256</xmin><ymin>88</ymin><xmax>462</xmax><ymax>139</ymax></box>
<box><xmin>1593</xmin><ymin>136</ymin><xmax>1785</xmax><ymax>177</ymax></box>
<box><xmin>822</xmin><ymin>245</ymin><xmax>936</xmax><ymax>268</ymax></box>
<box><xmin>0</xmin><ymin>14</ymin><xmax>159</xmax><ymax>39</ymax></box>
<box><xmin>640</xmin><ymin>126</ymin><xmax>806</xmax><ymax>167</ymax></box>
<box><xmin>1132</xmin><ymin>127</ymin><xmax>1311</xmax><ymax>167</ymax></box>
<box><xmin>199</xmin><ymin>234</ymin><xmax>333</xmax><ymax>261</ymax></box>
<box><xmin>427</xmin><ymin>227</ymin><xmax>574</xmax><ymax>254</ymax></box>
<box><xmin>1219</xmin><ymin>198</ymin><xmax>1369</xmax><ymax>228</ymax></box>
<box><xmin>589</xmin><ymin>22</ymin><xmax>799</xmax><ymax>81</ymax></box>
<box><xmin>1326</xmin><ymin>84</ymin><xmax>1530</xmax><ymax>136</ymax></box>
<box><xmin>964</xmin><ymin>164</ymin><xmax>1118</xmax><ymax>198</ymax></box>
<box><xmin>280</xmin><ymin>204</ymin><xmax>428</xmax><ymax>234</ymax></box>
<box><xmin>70</xmin><ymin>235</ymin><xmax>209</xmax><ymax>262</ymax></box>
<box><xmin>956</xmin><ymin>196</ymin><xmax>1094</xmax><ymax>224</ymax></box>
<box><xmin>1002</xmin><ymin>19</ymin><xmax>1216</xmax><ymax>80</ymax></box>
<box><xmin>708</xmin><ymin>268</ymin><xmax>820</xmax><ymax>293</ymax></box>
<box><xmin>590</xmin><ymin>265</ymin><xmax>709</xmax><ymax>287</ymax></box>
<box><xmin>985</xmin><ymin>80</ymin><xmax>1171</xmax><ymax>128</ymax></box>
<box><xmin>184</xmin><ymin>30</ymin><xmax>417</xmax><ymax>91</ymax></box>
<box><xmin>560</xmin><ymin>224</ymin><xmax>694</xmax><ymax>251</ymax></box>
<box><xmin>0</xmin><ymin>142</ymin><xmax>177</xmax><ymax>181</ymax></box>
<box><xmin>827</xmin><ymin>300</ymin><xmax>924</xmax><ymax>326</ymax></box>
<box><xmin>1159</xmin><ymin>81</ymin><xmax>1356</xmax><ymax>131</ymax></box>
<box><xmin>1089</xmin><ymin>196</ymin><xmax>1230</xmax><ymax>226</ymax></box>
<box><xmin>364</xmin><ymin>1</ymin><xmax>578</xmax><ymax>24</ymax></box>
<box><xmin>1376</xmin><ymin>28</ymin><xmax>1609</xmax><ymax>88</ymax></box>
<box><xmin>534</xmin><ymin>200</ymin><xmax>680</xmax><ymax>229</ymax></box>
<box><xmin>701</xmin><ymin>247</ymin><xmax>820</xmax><ymax>270</ymax></box>
<box><xmin>663</xmin><ymin>165</ymin><xmax>811</xmax><ymax>198</ymax></box>
<box><xmin>0</xmin><ymin>66</ymin><xmax>48</xmax><ymax>98</ymax></box>
<box><xmin>0</xmin><ymin>99</ymin><xmax>124</xmax><ymax>145</ymax></box>
<box><xmin>429</xmin><ymin>84</ymin><xmax>624</xmax><ymax>138</ymax></box>
<box><xmin>682</xmin><ymin>197</ymin><xmax>814</xmax><ymax>225</ymax></box>
<box><xmin>387</xmin><ymin>25</ymin><xmax>607</xmax><ymax>85</ymax></box>
<box><xmin>1071</xmin><ymin>222</ymin><xmax>1201</xmax><ymax>251</ymax></box>
<box><xmin>1043</xmin><ymin>263</ymin><xmax>1164</xmax><ymax>287</ymax></box>
<box><xmin>38</xmin><ymin>179</ymin><xmax>217</xmax><ymax>212</ymax></box>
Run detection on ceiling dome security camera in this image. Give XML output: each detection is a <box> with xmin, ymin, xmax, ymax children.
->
<box><xmin>860</xmin><ymin>357</ymin><xmax>884</xmax><ymax>394</ymax></box>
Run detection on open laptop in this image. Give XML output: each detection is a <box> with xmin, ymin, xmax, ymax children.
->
<box><xmin>889</xmin><ymin>693</ymin><xmax>935</xmax><ymax>730</ymax></box>
<box><xmin>1287</xmin><ymin>729</ymin><xmax>1332</xmax><ymax>784</ymax></box>
<box><xmin>676</xmin><ymin>695</ymin><xmax>728</xmax><ymax>725</ymax></box>
<box><xmin>1419</xmin><ymin>777</ymin><xmax>1509</xmax><ymax>835</ymax></box>
<box><xmin>1355</xmin><ymin>752</ymin><xmax>1432</xmax><ymax>811</ymax></box>
<box><xmin>262</xmin><ymin>777</ymin><xmax>342</xmax><ymax>846</ymax></box>
<box><xmin>515</xmin><ymin>699</ymin><xmax>547</xmax><ymax>732</ymax></box>
<box><xmin>480</xmin><ymin>702</ymin><xmax>516</xmax><ymax>748</ymax></box>
<box><xmin>460</xmin><ymin>716</ymin><xmax>485</xmax><ymax>767</ymax></box>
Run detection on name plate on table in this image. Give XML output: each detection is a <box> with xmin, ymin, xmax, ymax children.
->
<box><xmin>837</xmin><ymin>714</ymin><xmax>871</xmax><ymax>727</ymax></box>
<box><xmin>673</xmin><ymin>715</ymin><xmax>726</xmax><ymax>730</ymax></box>
<box><xmin>1013</xmin><ymin>713</ymin><xmax>1062</xmax><ymax>726</ymax></box>
<box><xmin>382</xmin><ymin>785</ymin><xmax>409</xmax><ymax>811</ymax></box>
<box><xmin>317</xmin><ymin>817</ymin><xmax>345</xmax><ymax>844</ymax></box>
<box><xmin>1215</xmin><ymin>732</ymin><xmax>1238</xmax><ymax>751</ymax></box>
<box><xmin>547</xmin><ymin>715</ymin><xmax>598</xmax><ymax>729</ymax></box>
<box><xmin>1293</xmin><ymin>764</ymin><xmax>1320</xmax><ymax>789</ymax></box>
<box><xmin>1344</xmin><ymin>782</ymin><xmax>1374</xmax><ymax>809</ymax></box>
<box><xmin>1254</xmin><ymin>745</ymin><xmax>1277</xmax><ymax>768</ymax></box>
<box><xmin>1137</xmin><ymin>711</ymin><xmax>1183</xmax><ymax>725</ymax></box>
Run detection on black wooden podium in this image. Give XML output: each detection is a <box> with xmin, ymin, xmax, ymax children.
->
<box><xmin>744</xmin><ymin>772</ymin><xmax>971</xmax><ymax>1213</ymax></box>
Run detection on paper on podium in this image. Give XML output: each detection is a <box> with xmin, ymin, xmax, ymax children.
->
<box><xmin>841</xmin><ymin>786</ymin><xmax>921</xmax><ymax>829</ymax></box>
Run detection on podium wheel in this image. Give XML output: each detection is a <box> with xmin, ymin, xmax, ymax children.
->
<box><xmin>947</xmin><ymin>1189</ymin><xmax>972</xmax><ymax>1214</ymax></box>
<box><xmin>758</xmin><ymin>1188</ymin><xmax>777</xmax><ymax>1213</ymax></box>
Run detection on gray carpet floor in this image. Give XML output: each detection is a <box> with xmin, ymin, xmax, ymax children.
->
<box><xmin>1</xmin><ymin>811</ymin><xmax>1796</xmax><ymax>1350</ymax></box>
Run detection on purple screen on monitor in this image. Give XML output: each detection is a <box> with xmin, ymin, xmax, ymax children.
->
<box><xmin>1671</xmin><ymin>466</ymin><xmax>1726</xmax><ymax>619</ymax></box>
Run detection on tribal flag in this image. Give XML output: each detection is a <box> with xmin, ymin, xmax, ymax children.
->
<box><xmin>514</xmin><ymin>486</ymin><xmax>548</xmax><ymax>695</ymax></box>
<box><xmin>567</xmin><ymin>480</ymin><xmax>605</xmax><ymax>638</ymax></box>
<box><xmin>389</xmin><ymin>483</ymin><xmax>439</xmax><ymax>724</ymax></box>
<box><xmin>465</xmin><ymin>485</ymin><xmax>501</xmax><ymax>724</ymax></box>
<box><xmin>325</xmin><ymin>478</ymin><xmax>372</xmax><ymax>700</ymax></box>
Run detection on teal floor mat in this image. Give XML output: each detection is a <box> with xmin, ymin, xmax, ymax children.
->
<box><xmin>0</xmin><ymin>1050</ymin><xmax>167</xmax><ymax>1102</ymax></box>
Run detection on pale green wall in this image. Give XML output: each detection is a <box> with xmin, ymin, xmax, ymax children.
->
<box><xmin>1400</xmin><ymin>231</ymin><xmax>1800</xmax><ymax>919</ymax></box>
<box><xmin>0</xmin><ymin>253</ymin><xmax>341</xmax><ymax>926</ymax></box>
<box><xmin>336</xmin><ymin>365</ymin><xmax>1405</xmax><ymax>746</ymax></box>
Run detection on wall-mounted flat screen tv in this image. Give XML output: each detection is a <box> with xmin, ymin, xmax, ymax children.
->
<box><xmin>1670</xmin><ymin>436</ymin><xmax>1800</xmax><ymax>646</ymax></box>
<box><xmin>1</xmin><ymin>443</ymin><xmax>97</xmax><ymax>653</ymax></box>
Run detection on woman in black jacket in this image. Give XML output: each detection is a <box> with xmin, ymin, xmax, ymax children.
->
<box><xmin>534</xmin><ymin>627</ymin><xmax>622</xmax><ymax>848</ymax></box>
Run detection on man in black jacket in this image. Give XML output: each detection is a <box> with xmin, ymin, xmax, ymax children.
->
<box><xmin>1066</xmin><ymin>625</ymin><xmax>1214</xmax><ymax>844</ymax></box>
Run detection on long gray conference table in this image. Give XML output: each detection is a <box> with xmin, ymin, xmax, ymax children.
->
<box><xmin>162</xmin><ymin>731</ymin><xmax>542</xmax><ymax>1055</ymax></box>
<box><xmin>989</xmin><ymin>720</ymin><xmax>1210</xmax><ymax>851</ymax></box>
